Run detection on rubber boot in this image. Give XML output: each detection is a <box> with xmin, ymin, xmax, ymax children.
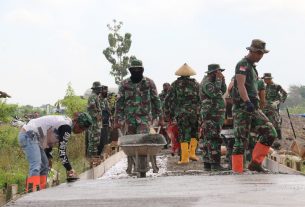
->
<box><xmin>232</xmin><ymin>154</ymin><xmax>243</xmax><ymax>173</ymax></box>
<box><xmin>26</xmin><ymin>176</ymin><xmax>40</xmax><ymax>193</ymax></box>
<box><xmin>189</xmin><ymin>138</ymin><xmax>199</xmax><ymax>161</ymax></box>
<box><xmin>40</xmin><ymin>175</ymin><xmax>47</xmax><ymax>190</ymax></box>
<box><xmin>178</xmin><ymin>142</ymin><xmax>189</xmax><ymax>164</ymax></box>
<box><xmin>248</xmin><ymin>142</ymin><xmax>270</xmax><ymax>173</ymax></box>
<box><xmin>211</xmin><ymin>163</ymin><xmax>227</xmax><ymax>171</ymax></box>
<box><xmin>203</xmin><ymin>162</ymin><xmax>211</xmax><ymax>171</ymax></box>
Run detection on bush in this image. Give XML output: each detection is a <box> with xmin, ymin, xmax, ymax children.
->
<box><xmin>0</xmin><ymin>101</ymin><xmax>18</xmax><ymax>123</ymax></box>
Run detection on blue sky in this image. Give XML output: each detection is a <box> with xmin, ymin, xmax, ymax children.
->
<box><xmin>1</xmin><ymin>0</ymin><xmax>305</xmax><ymax>106</ymax></box>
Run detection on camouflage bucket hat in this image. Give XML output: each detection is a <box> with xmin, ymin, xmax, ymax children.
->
<box><xmin>175</xmin><ymin>63</ymin><xmax>196</xmax><ymax>76</ymax></box>
<box><xmin>246</xmin><ymin>39</ymin><xmax>269</xmax><ymax>53</ymax></box>
<box><xmin>206</xmin><ymin>64</ymin><xmax>225</xmax><ymax>73</ymax></box>
<box><xmin>262</xmin><ymin>73</ymin><xmax>273</xmax><ymax>79</ymax></box>
<box><xmin>91</xmin><ymin>81</ymin><xmax>103</xmax><ymax>89</ymax></box>
<box><xmin>77</xmin><ymin>112</ymin><xmax>93</xmax><ymax>128</ymax></box>
<box><xmin>129</xmin><ymin>59</ymin><xmax>143</xmax><ymax>69</ymax></box>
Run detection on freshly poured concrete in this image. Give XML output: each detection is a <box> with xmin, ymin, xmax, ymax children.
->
<box><xmin>6</xmin><ymin>174</ymin><xmax>305</xmax><ymax>207</ymax></box>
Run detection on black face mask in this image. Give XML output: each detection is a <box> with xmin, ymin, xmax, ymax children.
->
<box><xmin>130</xmin><ymin>69</ymin><xmax>144</xmax><ymax>83</ymax></box>
<box><xmin>101</xmin><ymin>92</ymin><xmax>108</xmax><ymax>98</ymax></box>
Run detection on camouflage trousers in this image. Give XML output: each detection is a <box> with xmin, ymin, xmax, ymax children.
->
<box><xmin>176</xmin><ymin>114</ymin><xmax>198</xmax><ymax>143</ymax></box>
<box><xmin>233</xmin><ymin>107</ymin><xmax>277</xmax><ymax>155</ymax></box>
<box><xmin>263</xmin><ymin>106</ymin><xmax>282</xmax><ymax>139</ymax></box>
<box><xmin>124</xmin><ymin>116</ymin><xmax>150</xmax><ymax>135</ymax></box>
<box><xmin>86</xmin><ymin>123</ymin><xmax>101</xmax><ymax>157</ymax></box>
<box><xmin>201</xmin><ymin>116</ymin><xmax>224</xmax><ymax>164</ymax></box>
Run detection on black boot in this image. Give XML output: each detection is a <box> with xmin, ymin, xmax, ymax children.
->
<box><xmin>276</xmin><ymin>129</ymin><xmax>282</xmax><ymax>140</ymax></box>
<box><xmin>203</xmin><ymin>162</ymin><xmax>211</xmax><ymax>171</ymax></box>
<box><xmin>248</xmin><ymin>161</ymin><xmax>268</xmax><ymax>173</ymax></box>
<box><xmin>210</xmin><ymin>163</ymin><xmax>227</xmax><ymax>171</ymax></box>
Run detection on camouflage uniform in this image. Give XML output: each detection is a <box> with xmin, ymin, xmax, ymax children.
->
<box><xmin>159</xmin><ymin>90</ymin><xmax>169</xmax><ymax>110</ymax></box>
<box><xmin>86</xmin><ymin>83</ymin><xmax>102</xmax><ymax>157</ymax></box>
<box><xmin>200</xmin><ymin>73</ymin><xmax>227</xmax><ymax>164</ymax></box>
<box><xmin>115</xmin><ymin>60</ymin><xmax>162</xmax><ymax>174</ymax></box>
<box><xmin>263</xmin><ymin>75</ymin><xmax>287</xmax><ymax>139</ymax></box>
<box><xmin>115</xmin><ymin>77</ymin><xmax>161</xmax><ymax>135</ymax></box>
<box><xmin>165</xmin><ymin>76</ymin><xmax>200</xmax><ymax>143</ymax></box>
<box><xmin>232</xmin><ymin>58</ymin><xmax>277</xmax><ymax>155</ymax></box>
<box><xmin>98</xmin><ymin>96</ymin><xmax>111</xmax><ymax>155</ymax></box>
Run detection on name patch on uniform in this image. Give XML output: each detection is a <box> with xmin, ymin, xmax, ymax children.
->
<box><xmin>239</xmin><ymin>66</ymin><xmax>247</xmax><ymax>71</ymax></box>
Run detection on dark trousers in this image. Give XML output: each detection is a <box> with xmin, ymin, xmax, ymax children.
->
<box><xmin>97</xmin><ymin>126</ymin><xmax>109</xmax><ymax>155</ymax></box>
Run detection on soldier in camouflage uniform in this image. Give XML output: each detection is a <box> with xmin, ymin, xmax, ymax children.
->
<box><xmin>263</xmin><ymin>73</ymin><xmax>287</xmax><ymax>140</ymax></box>
<box><xmin>98</xmin><ymin>85</ymin><xmax>111</xmax><ymax>155</ymax></box>
<box><xmin>200</xmin><ymin>64</ymin><xmax>227</xmax><ymax>170</ymax></box>
<box><xmin>246</xmin><ymin>78</ymin><xmax>266</xmax><ymax>162</ymax></box>
<box><xmin>159</xmin><ymin>83</ymin><xmax>171</xmax><ymax>109</ymax></box>
<box><xmin>114</xmin><ymin>60</ymin><xmax>163</xmax><ymax>173</ymax></box>
<box><xmin>232</xmin><ymin>39</ymin><xmax>277</xmax><ymax>173</ymax></box>
<box><xmin>164</xmin><ymin>63</ymin><xmax>200</xmax><ymax>164</ymax></box>
<box><xmin>86</xmin><ymin>81</ymin><xmax>103</xmax><ymax>157</ymax></box>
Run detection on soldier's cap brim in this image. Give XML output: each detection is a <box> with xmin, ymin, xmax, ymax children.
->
<box><xmin>246</xmin><ymin>47</ymin><xmax>270</xmax><ymax>54</ymax></box>
<box><xmin>206</xmin><ymin>68</ymin><xmax>225</xmax><ymax>73</ymax></box>
<box><xmin>262</xmin><ymin>76</ymin><xmax>273</xmax><ymax>79</ymax></box>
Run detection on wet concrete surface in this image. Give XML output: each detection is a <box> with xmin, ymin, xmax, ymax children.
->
<box><xmin>6</xmin><ymin>174</ymin><xmax>305</xmax><ymax>207</ymax></box>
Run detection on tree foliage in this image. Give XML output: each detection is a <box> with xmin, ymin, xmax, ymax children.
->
<box><xmin>284</xmin><ymin>85</ymin><xmax>305</xmax><ymax>114</ymax></box>
<box><xmin>0</xmin><ymin>100</ymin><xmax>18</xmax><ymax>123</ymax></box>
<box><xmin>60</xmin><ymin>82</ymin><xmax>87</xmax><ymax>117</ymax></box>
<box><xmin>103</xmin><ymin>19</ymin><xmax>137</xmax><ymax>85</ymax></box>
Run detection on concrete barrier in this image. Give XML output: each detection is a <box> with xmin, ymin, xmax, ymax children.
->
<box><xmin>263</xmin><ymin>157</ymin><xmax>305</xmax><ymax>175</ymax></box>
<box><xmin>79</xmin><ymin>151</ymin><xmax>126</xmax><ymax>179</ymax></box>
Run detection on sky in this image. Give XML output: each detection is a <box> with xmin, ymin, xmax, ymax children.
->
<box><xmin>1</xmin><ymin>0</ymin><xmax>305</xmax><ymax>106</ymax></box>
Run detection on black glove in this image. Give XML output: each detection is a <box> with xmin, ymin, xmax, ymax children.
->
<box><xmin>245</xmin><ymin>100</ymin><xmax>255</xmax><ymax>113</ymax></box>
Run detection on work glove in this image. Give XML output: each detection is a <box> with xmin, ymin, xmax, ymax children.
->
<box><xmin>271</xmin><ymin>100</ymin><xmax>280</xmax><ymax>108</ymax></box>
<box><xmin>245</xmin><ymin>100</ymin><xmax>255</xmax><ymax>113</ymax></box>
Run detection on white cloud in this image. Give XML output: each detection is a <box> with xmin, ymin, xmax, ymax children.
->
<box><xmin>3</xmin><ymin>8</ymin><xmax>51</xmax><ymax>26</ymax></box>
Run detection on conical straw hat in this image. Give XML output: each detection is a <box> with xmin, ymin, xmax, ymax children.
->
<box><xmin>175</xmin><ymin>63</ymin><xmax>196</xmax><ymax>76</ymax></box>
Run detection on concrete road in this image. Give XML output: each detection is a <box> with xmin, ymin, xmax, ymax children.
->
<box><xmin>6</xmin><ymin>174</ymin><xmax>305</xmax><ymax>207</ymax></box>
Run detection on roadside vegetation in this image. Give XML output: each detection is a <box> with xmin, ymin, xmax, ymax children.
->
<box><xmin>0</xmin><ymin>83</ymin><xmax>88</xmax><ymax>193</ymax></box>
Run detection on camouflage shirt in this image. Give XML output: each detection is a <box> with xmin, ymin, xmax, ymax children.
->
<box><xmin>257</xmin><ymin>79</ymin><xmax>265</xmax><ymax>91</ymax></box>
<box><xmin>115</xmin><ymin>77</ymin><xmax>161</xmax><ymax>123</ymax></box>
<box><xmin>265</xmin><ymin>83</ymin><xmax>287</xmax><ymax>105</ymax></box>
<box><xmin>100</xmin><ymin>97</ymin><xmax>110</xmax><ymax>126</ymax></box>
<box><xmin>87</xmin><ymin>92</ymin><xmax>102</xmax><ymax>122</ymax></box>
<box><xmin>200</xmin><ymin>75</ymin><xmax>226</xmax><ymax>118</ymax></box>
<box><xmin>233</xmin><ymin>57</ymin><xmax>258</xmax><ymax>99</ymax></box>
<box><xmin>165</xmin><ymin>77</ymin><xmax>200</xmax><ymax>118</ymax></box>
<box><xmin>159</xmin><ymin>90</ymin><xmax>169</xmax><ymax>108</ymax></box>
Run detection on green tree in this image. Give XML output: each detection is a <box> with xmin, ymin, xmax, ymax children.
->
<box><xmin>284</xmin><ymin>85</ymin><xmax>305</xmax><ymax>107</ymax></box>
<box><xmin>0</xmin><ymin>100</ymin><xmax>17</xmax><ymax>123</ymax></box>
<box><xmin>60</xmin><ymin>82</ymin><xmax>87</xmax><ymax>117</ymax></box>
<box><xmin>103</xmin><ymin>19</ymin><xmax>137</xmax><ymax>85</ymax></box>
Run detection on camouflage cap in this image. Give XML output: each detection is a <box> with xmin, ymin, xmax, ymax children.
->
<box><xmin>91</xmin><ymin>81</ymin><xmax>103</xmax><ymax>89</ymax></box>
<box><xmin>76</xmin><ymin>112</ymin><xmax>93</xmax><ymax>128</ymax></box>
<box><xmin>129</xmin><ymin>59</ymin><xmax>143</xmax><ymax>69</ymax></box>
<box><xmin>206</xmin><ymin>64</ymin><xmax>225</xmax><ymax>73</ymax></box>
<box><xmin>262</xmin><ymin>73</ymin><xmax>273</xmax><ymax>79</ymax></box>
<box><xmin>175</xmin><ymin>63</ymin><xmax>196</xmax><ymax>76</ymax></box>
<box><xmin>246</xmin><ymin>39</ymin><xmax>269</xmax><ymax>53</ymax></box>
